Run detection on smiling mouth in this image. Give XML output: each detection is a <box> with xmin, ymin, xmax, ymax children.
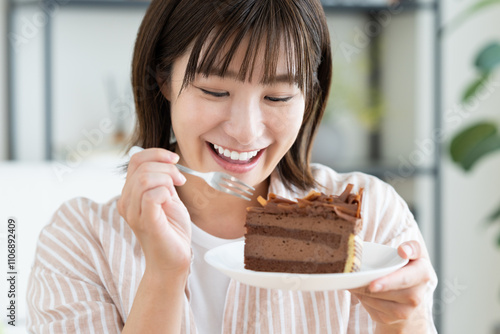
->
<box><xmin>209</xmin><ymin>143</ymin><xmax>261</xmax><ymax>163</ymax></box>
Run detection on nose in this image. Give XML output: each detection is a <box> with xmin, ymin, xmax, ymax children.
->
<box><xmin>222</xmin><ymin>98</ymin><xmax>265</xmax><ymax>146</ymax></box>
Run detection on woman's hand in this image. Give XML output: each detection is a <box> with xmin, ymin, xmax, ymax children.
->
<box><xmin>117</xmin><ymin>148</ymin><xmax>191</xmax><ymax>275</ymax></box>
<box><xmin>349</xmin><ymin>240</ymin><xmax>437</xmax><ymax>333</ymax></box>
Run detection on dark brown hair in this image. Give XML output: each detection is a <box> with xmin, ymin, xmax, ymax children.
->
<box><xmin>130</xmin><ymin>0</ymin><xmax>332</xmax><ymax>190</ymax></box>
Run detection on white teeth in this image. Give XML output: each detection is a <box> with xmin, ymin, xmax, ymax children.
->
<box><xmin>211</xmin><ymin>143</ymin><xmax>260</xmax><ymax>161</ymax></box>
<box><xmin>239</xmin><ymin>152</ymin><xmax>248</xmax><ymax>161</ymax></box>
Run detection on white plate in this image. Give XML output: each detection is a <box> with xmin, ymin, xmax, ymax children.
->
<box><xmin>204</xmin><ymin>240</ymin><xmax>408</xmax><ymax>291</ymax></box>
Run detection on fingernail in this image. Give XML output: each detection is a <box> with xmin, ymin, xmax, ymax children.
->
<box><xmin>179</xmin><ymin>173</ymin><xmax>187</xmax><ymax>183</ymax></box>
<box><xmin>402</xmin><ymin>245</ymin><xmax>413</xmax><ymax>257</ymax></box>
<box><xmin>371</xmin><ymin>283</ymin><xmax>383</xmax><ymax>293</ymax></box>
<box><xmin>171</xmin><ymin>153</ymin><xmax>180</xmax><ymax>163</ymax></box>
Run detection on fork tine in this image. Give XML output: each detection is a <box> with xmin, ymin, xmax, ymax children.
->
<box><xmin>220</xmin><ymin>180</ymin><xmax>254</xmax><ymax>196</ymax></box>
<box><xmin>222</xmin><ymin>175</ymin><xmax>255</xmax><ymax>191</ymax></box>
<box><xmin>219</xmin><ymin>187</ymin><xmax>252</xmax><ymax>201</ymax></box>
<box><xmin>176</xmin><ymin>163</ymin><xmax>253</xmax><ymax>200</ymax></box>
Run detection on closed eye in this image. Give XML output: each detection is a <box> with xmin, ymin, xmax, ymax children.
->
<box><xmin>265</xmin><ymin>96</ymin><xmax>293</xmax><ymax>103</ymax></box>
<box><xmin>200</xmin><ymin>88</ymin><xmax>229</xmax><ymax>98</ymax></box>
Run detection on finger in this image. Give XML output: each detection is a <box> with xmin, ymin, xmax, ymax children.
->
<box><xmin>368</xmin><ymin>258</ymin><xmax>432</xmax><ymax>293</ymax></box>
<box><xmin>129</xmin><ymin>171</ymin><xmax>179</xmax><ymax>220</ymax></box>
<box><xmin>134</xmin><ymin>166</ymin><xmax>185</xmax><ymax>191</ymax></box>
<box><xmin>121</xmin><ymin>168</ymin><xmax>178</xmax><ymax>225</ymax></box>
<box><xmin>352</xmin><ymin>292</ymin><xmax>413</xmax><ymax>324</ymax></box>
<box><xmin>140</xmin><ymin>187</ymin><xmax>190</xmax><ymax>245</ymax></box>
<box><xmin>397</xmin><ymin>240</ymin><xmax>422</xmax><ymax>260</ymax></box>
<box><xmin>122</xmin><ymin>159</ymin><xmax>186</xmax><ymax>223</ymax></box>
<box><xmin>350</xmin><ymin>296</ymin><xmax>388</xmax><ymax>325</ymax></box>
<box><xmin>351</xmin><ymin>284</ymin><xmax>427</xmax><ymax>305</ymax></box>
<box><xmin>125</xmin><ymin>162</ymin><xmax>185</xmax><ymax>206</ymax></box>
<box><xmin>162</xmin><ymin>195</ymin><xmax>191</xmax><ymax>241</ymax></box>
<box><xmin>140</xmin><ymin>186</ymin><xmax>171</xmax><ymax>233</ymax></box>
<box><xmin>137</xmin><ymin>161</ymin><xmax>186</xmax><ymax>185</ymax></box>
<box><xmin>128</xmin><ymin>148</ymin><xmax>180</xmax><ymax>177</ymax></box>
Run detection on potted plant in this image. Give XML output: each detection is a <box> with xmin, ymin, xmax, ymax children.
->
<box><xmin>448</xmin><ymin>0</ymin><xmax>500</xmax><ymax>245</ymax></box>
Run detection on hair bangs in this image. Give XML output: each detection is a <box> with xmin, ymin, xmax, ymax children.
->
<box><xmin>132</xmin><ymin>0</ymin><xmax>331</xmax><ymax>190</ymax></box>
<box><xmin>181</xmin><ymin>0</ymin><xmax>317</xmax><ymax>96</ymax></box>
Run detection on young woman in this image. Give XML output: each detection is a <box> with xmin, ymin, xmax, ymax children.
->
<box><xmin>27</xmin><ymin>0</ymin><xmax>437</xmax><ymax>333</ymax></box>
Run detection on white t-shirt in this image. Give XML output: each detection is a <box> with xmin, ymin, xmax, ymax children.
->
<box><xmin>189</xmin><ymin>221</ymin><xmax>243</xmax><ymax>334</ymax></box>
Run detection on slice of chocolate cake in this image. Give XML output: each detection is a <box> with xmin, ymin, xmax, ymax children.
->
<box><xmin>244</xmin><ymin>184</ymin><xmax>363</xmax><ymax>274</ymax></box>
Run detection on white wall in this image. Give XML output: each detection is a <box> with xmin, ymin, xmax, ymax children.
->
<box><xmin>0</xmin><ymin>1</ymin><xmax>8</xmax><ymax>160</ymax></box>
<box><xmin>10</xmin><ymin>5</ymin><xmax>46</xmax><ymax>160</ymax></box>
<box><xmin>0</xmin><ymin>160</ymin><xmax>127</xmax><ymax>331</ymax></box>
<box><xmin>9</xmin><ymin>5</ymin><xmax>144</xmax><ymax>162</ymax></box>
<box><xmin>51</xmin><ymin>8</ymin><xmax>143</xmax><ymax>163</ymax></box>
<box><xmin>441</xmin><ymin>1</ymin><xmax>500</xmax><ymax>334</ymax></box>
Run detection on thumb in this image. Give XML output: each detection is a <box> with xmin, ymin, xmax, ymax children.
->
<box><xmin>397</xmin><ymin>240</ymin><xmax>422</xmax><ymax>260</ymax></box>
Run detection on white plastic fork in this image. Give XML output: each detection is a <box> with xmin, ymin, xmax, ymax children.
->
<box><xmin>128</xmin><ymin>146</ymin><xmax>255</xmax><ymax>201</ymax></box>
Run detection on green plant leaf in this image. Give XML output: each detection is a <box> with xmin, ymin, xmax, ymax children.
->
<box><xmin>450</xmin><ymin>122</ymin><xmax>497</xmax><ymax>163</ymax></box>
<box><xmin>447</xmin><ymin>0</ymin><xmax>500</xmax><ymax>31</ymax></box>
<box><xmin>488</xmin><ymin>203</ymin><xmax>500</xmax><ymax>223</ymax></box>
<box><xmin>462</xmin><ymin>73</ymin><xmax>490</xmax><ymax>103</ymax></box>
<box><xmin>475</xmin><ymin>42</ymin><xmax>500</xmax><ymax>73</ymax></box>
<box><xmin>449</xmin><ymin>122</ymin><xmax>500</xmax><ymax>170</ymax></box>
<box><xmin>462</xmin><ymin>133</ymin><xmax>500</xmax><ymax>170</ymax></box>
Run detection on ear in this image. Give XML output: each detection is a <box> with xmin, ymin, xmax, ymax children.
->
<box><xmin>156</xmin><ymin>73</ymin><xmax>171</xmax><ymax>101</ymax></box>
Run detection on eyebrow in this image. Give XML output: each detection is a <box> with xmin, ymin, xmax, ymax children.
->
<box><xmin>203</xmin><ymin>68</ymin><xmax>299</xmax><ymax>85</ymax></box>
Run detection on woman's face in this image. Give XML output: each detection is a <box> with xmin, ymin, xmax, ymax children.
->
<box><xmin>161</xmin><ymin>41</ymin><xmax>305</xmax><ymax>187</ymax></box>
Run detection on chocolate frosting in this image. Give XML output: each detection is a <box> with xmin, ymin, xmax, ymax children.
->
<box><xmin>247</xmin><ymin>184</ymin><xmax>363</xmax><ymax>224</ymax></box>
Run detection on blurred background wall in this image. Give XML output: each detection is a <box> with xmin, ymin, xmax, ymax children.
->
<box><xmin>442</xmin><ymin>1</ymin><xmax>500</xmax><ymax>333</ymax></box>
<box><xmin>0</xmin><ymin>1</ymin><xmax>8</xmax><ymax>160</ymax></box>
<box><xmin>1</xmin><ymin>0</ymin><xmax>500</xmax><ymax>333</ymax></box>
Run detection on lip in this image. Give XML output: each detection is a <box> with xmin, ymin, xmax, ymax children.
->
<box><xmin>207</xmin><ymin>142</ymin><xmax>264</xmax><ymax>174</ymax></box>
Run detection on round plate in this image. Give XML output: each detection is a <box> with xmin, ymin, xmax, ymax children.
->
<box><xmin>204</xmin><ymin>240</ymin><xmax>408</xmax><ymax>291</ymax></box>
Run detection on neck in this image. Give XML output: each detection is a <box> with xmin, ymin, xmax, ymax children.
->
<box><xmin>176</xmin><ymin>176</ymin><xmax>269</xmax><ymax>239</ymax></box>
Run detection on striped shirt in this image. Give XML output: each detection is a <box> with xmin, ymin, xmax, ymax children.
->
<box><xmin>27</xmin><ymin>164</ymin><xmax>437</xmax><ymax>333</ymax></box>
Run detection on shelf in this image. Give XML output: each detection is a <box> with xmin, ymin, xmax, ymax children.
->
<box><xmin>319</xmin><ymin>162</ymin><xmax>437</xmax><ymax>179</ymax></box>
<box><xmin>6</xmin><ymin>2</ymin><xmax>444</xmax><ymax>331</ymax></box>
<box><xmin>10</xmin><ymin>0</ymin><xmax>437</xmax><ymax>11</ymax></box>
<box><xmin>9</xmin><ymin>0</ymin><xmax>150</xmax><ymax>8</ymax></box>
<box><xmin>322</xmin><ymin>1</ymin><xmax>437</xmax><ymax>12</ymax></box>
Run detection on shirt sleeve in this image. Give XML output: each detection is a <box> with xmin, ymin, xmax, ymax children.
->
<box><xmin>26</xmin><ymin>199</ymin><xmax>124</xmax><ymax>333</ymax></box>
<box><xmin>27</xmin><ymin>264</ymin><xmax>123</xmax><ymax>333</ymax></box>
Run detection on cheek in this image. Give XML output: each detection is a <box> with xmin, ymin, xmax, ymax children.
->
<box><xmin>269</xmin><ymin>107</ymin><xmax>304</xmax><ymax>141</ymax></box>
<box><xmin>171</xmin><ymin>96</ymin><xmax>223</xmax><ymax>139</ymax></box>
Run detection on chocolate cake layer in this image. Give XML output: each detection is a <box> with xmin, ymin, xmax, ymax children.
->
<box><xmin>245</xmin><ymin>224</ymin><xmax>342</xmax><ymax>247</ymax></box>
<box><xmin>246</xmin><ymin>214</ymin><xmax>358</xmax><ymax>235</ymax></box>
<box><xmin>245</xmin><ymin>235</ymin><xmax>348</xmax><ymax>262</ymax></box>
<box><xmin>244</xmin><ymin>185</ymin><xmax>363</xmax><ymax>274</ymax></box>
<box><xmin>244</xmin><ymin>257</ymin><xmax>346</xmax><ymax>274</ymax></box>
